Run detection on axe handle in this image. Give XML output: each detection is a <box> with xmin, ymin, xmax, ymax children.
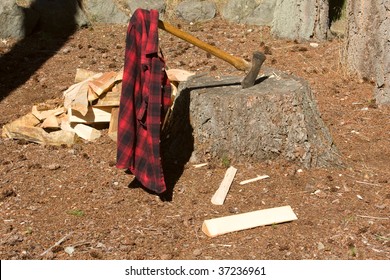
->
<box><xmin>158</xmin><ymin>20</ymin><xmax>250</xmax><ymax>71</ymax></box>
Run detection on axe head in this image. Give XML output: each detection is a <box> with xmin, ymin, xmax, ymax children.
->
<box><xmin>241</xmin><ymin>51</ymin><xmax>266</xmax><ymax>89</ymax></box>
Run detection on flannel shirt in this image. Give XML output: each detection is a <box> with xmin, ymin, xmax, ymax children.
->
<box><xmin>116</xmin><ymin>9</ymin><xmax>172</xmax><ymax>194</ymax></box>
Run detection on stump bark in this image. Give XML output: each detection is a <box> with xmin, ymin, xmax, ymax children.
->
<box><xmin>162</xmin><ymin>69</ymin><xmax>342</xmax><ymax>168</ymax></box>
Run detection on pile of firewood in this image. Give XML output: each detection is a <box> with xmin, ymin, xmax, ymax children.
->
<box><xmin>1</xmin><ymin>68</ymin><xmax>194</xmax><ymax>146</ymax></box>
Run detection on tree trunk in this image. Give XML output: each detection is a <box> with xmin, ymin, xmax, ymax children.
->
<box><xmin>271</xmin><ymin>0</ymin><xmax>329</xmax><ymax>41</ymax></box>
<box><xmin>344</xmin><ymin>0</ymin><xmax>390</xmax><ymax>104</ymax></box>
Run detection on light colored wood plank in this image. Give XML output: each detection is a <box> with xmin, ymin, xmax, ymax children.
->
<box><xmin>108</xmin><ymin>107</ymin><xmax>119</xmax><ymax>142</ymax></box>
<box><xmin>211</xmin><ymin>166</ymin><xmax>237</xmax><ymax>205</ymax></box>
<box><xmin>68</xmin><ymin>106</ymin><xmax>113</xmax><ymax>123</ymax></box>
<box><xmin>239</xmin><ymin>175</ymin><xmax>270</xmax><ymax>185</ymax></box>
<box><xmin>73</xmin><ymin>124</ymin><xmax>101</xmax><ymax>141</ymax></box>
<box><xmin>202</xmin><ymin>205</ymin><xmax>298</xmax><ymax>237</ymax></box>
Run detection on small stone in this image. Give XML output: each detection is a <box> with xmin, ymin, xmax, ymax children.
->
<box><xmin>160</xmin><ymin>253</ymin><xmax>173</xmax><ymax>260</ymax></box>
<box><xmin>193</xmin><ymin>249</ymin><xmax>202</xmax><ymax>257</ymax></box>
<box><xmin>317</xmin><ymin>242</ymin><xmax>325</xmax><ymax>250</ymax></box>
<box><xmin>62</xmin><ymin>48</ymin><xmax>71</xmax><ymax>54</ymax></box>
<box><xmin>65</xmin><ymin>246</ymin><xmax>75</xmax><ymax>255</ymax></box>
<box><xmin>310</xmin><ymin>43</ymin><xmax>319</xmax><ymax>48</ymax></box>
<box><xmin>47</xmin><ymin>164</ymin><xmax>60</xmax><ymax>170</ymax></box>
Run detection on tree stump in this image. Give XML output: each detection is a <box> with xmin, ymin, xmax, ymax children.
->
<box><xmin>162</xmin><ymin>69</ymin><xmax>342</xmax><ymax>168</ymax></box>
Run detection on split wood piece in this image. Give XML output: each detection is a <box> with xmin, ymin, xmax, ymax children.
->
<box><xmin>87</xmin><ymin>86</ymin><xmax>99</xmax><ymax>102</ymax></box>
<box><xmin>2</xmin><ymin>113</ymin><xmax>40</xmax><ymax>136</ymax></box>
<box><xmin>88</xmin><ymin>71</ymin><xmax>118</xmax><ymax>96</ymax></box>
<box><xmin>68</xmin><ymin>106</ymin><xmax>113</xmax><ymax>123</ymax></box>
<box><xmin>108</xmin><ymin>107</ymin><xmax>119</xmax><ymax>142</ymax></box>
<box><xmin>40</xmin><ymin>115</ymin><xmax>60</xmax><ymax>129</ymax></box>
<box><xmin>239</xmin><ymin>175</ymin><xmax>270</xmax><ymax>185</ymax></box>
<box><xmin>211</xmin><ymin>166</ymin><xmax>237</xmax><ymax>205</ymax></box>
<box><xmin>111</xmin><ymin>82</ymin><xmax>122</xmax><ymax>94</ymax></box>
<box><xmin>73</xmin><ymin>124</ymin><xmax>101</xmax><ymax>141</ymax></box>
<box><xmin>93</xmin><ymin>90</ymin><xmax>120</xmax><ymax>107</ymax></box>
<box><xmin>63</xmin><ymin>73</ymin><xmax>103</xmax><ymax>116</ymax></box>
<box><xmin>74</xmin><ymin>68</ymin><xmax>99</xmax><ymax>83</ymax></box>
<box><xmin>202</xmin><ymin>205</ymin><xmax>298</xmax><ymax>237</ymax></box>
<box><xmin>166</xmin><ymin>69</ymin><xmax>195</xmax><ymax>82</ymax></box>
<box><xmin>31</xmin><ymin>106</ymin><xmax>65</xmax><ymax>121</ymax></box>
<box><xmin>115</xmin><ymin>68</ymin><xmax>124</xmax><ymax>82</ymax></box>
<box><xmin>3</xmin><ymin>122</ymin><xmax>75</xmax><ymax>146</ymax></box>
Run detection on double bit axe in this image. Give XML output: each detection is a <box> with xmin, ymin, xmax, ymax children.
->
<box><xmin>158</xmin><ymin>20</ymin><xmax>266</xmax><ymax>89</ymax></box>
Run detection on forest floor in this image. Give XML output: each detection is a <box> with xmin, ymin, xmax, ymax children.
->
<box><xmin>0</xmin><ymin>18</ymin><xmax>389</xmax><ymax>260</ymax></box>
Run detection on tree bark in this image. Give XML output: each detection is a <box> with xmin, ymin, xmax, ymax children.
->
<box><xmin>271</xmin><ymin>0</ymin><xmax>329</xmax><ymax>41</ymax></box>
<box><xmin>344</xmin><ymin>0</ymin><xmax>390</xmax><ymax>104</ymax></box>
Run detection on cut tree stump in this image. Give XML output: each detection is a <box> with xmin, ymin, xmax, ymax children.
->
<box><xmin>162</xmin><ymin>68</ymin><xmax>342</xmax><ymax>168</ymax></box>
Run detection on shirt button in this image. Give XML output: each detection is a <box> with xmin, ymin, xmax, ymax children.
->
<box><xmin>162</xmin><ymin>67</ymin><xmax>165</xmax><ymax>71</ymax></box>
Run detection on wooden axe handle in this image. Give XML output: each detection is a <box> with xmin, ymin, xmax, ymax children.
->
<box><xmin>158</xmin><ymin>20</ymin><xmax>250</xmax><ymax>71</ymax></box>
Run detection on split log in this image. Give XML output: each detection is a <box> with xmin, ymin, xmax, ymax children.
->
<box><xmin>73</xmin><ymin>124</ymin><xmax>101</xmax><ymax>141</ymax></box>
<box><xmin>88</xmin><ymin>71</ymin><xmax>118</xmax><ymax>96</ymax></box>
<box><xmin>93</xmin><ymin>91</ymin><xmax>120</xmax><ymax>107</ymax></box>
<box><xmin>32</xmin><ymin>106</ymin><xmax>65</xmax><ymax>121</ymax></box>
<box><xmin>108</xmin><ymin>107</ymin><xmax>119</xmax><ymax>142</ymax></box>
<box><xmin>68</xmin><ymin>106</ymin><xmax>113</xmax><ymax>123</ymax></box>
<box><xmin>63</xmin><ymin>73</ymin><xmax>103</xmax><ymax>116</ymax></box>
<box><xmin>202</xmin><ymin>205</ymin><xmax>298</xmax><ymax>237</ymax></box>
<box><xmin>166</xmin><ymin>68</ymin><xmax>195</xmax><ymax>82</ymax></box>
<box><xmin>40</xmin><ymin>115</ymin><xmax>60</xmax><ymax>129</ymax></box>
<box><xmin>74</xmin><ymin>68</ymin><xmax>99</xmax><ymax>83</ymax></box>
<box><xmin>2</xmin><ymin>115</ymin><xmax>75</xmax><ymax>146</ymax></box>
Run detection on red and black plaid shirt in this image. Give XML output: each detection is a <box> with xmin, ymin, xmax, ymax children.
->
<box><xmin>116</xmin><ymin>9</ymin><xmax>172</xmax><ymax>194</ymax></box>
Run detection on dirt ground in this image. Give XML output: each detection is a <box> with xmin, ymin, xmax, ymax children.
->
<box><xmin>0</xmin><ymin>17</ymin><xmax>389</xmax><ymax>260</ymax></box>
